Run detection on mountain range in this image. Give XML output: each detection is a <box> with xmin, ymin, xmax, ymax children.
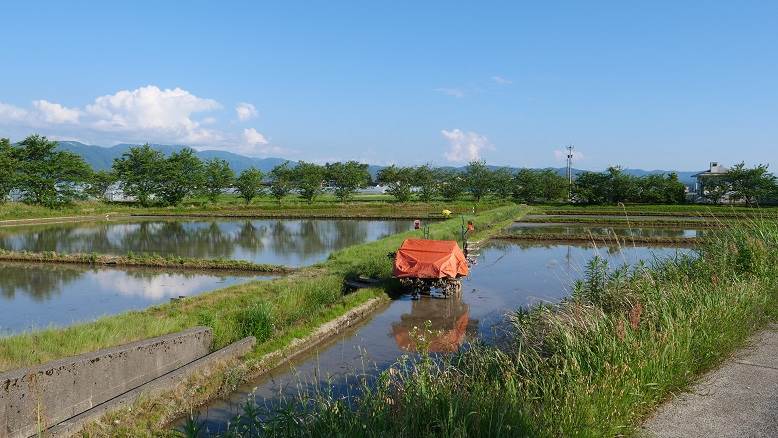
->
<box><xmin>53</xmin><ymin>141</ymin><xmax>701</xmax><ymax>186</ymax></box>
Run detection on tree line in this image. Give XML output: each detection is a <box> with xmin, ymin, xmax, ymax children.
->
<box><xmin>2</xmin><ymin>134</ymin><xmax>776</xmax><ymax>207</ymax></box>
<box><xmin>0</xmin><ymin>135</ymin><xmax>376</xmax><ymax>207</ymax></box>
<box><xmin>697</xmin><ymin>163</ymin><xmax>777</xmax><ymax>206</ymax></box>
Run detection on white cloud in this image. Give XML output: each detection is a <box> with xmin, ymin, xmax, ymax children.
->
<box><xmin>441</xmin><ymin>129</ymin><xmax>493</xmax><ymax>162</ymax></box>
<box><xmin>554</xmin><ymin>148</ymin><xmax>585</xmax><ymax>162</ymax></box>
<box><xmin>243</xmin><ymin>127</ymin><xmax>268</xmax><ymax>145</ymax></box>
<box><xmin>235</xmin><ymin>102</ymin><xmax>258</xmax><ymax>121</ymax></box>
<box><xmin>85</xmin><ymin>85</ymin><xmax>222</xmax><ymax>143</ymax></box>
<box><xmin>435</xmin><ymin>88</ymin><xmax>465</xmax><ymax>98</ymax></box>
<box><xmin>491</xmin><ymin>75</ymin><xmax>512</xmax><ymax>85</ymax></box>
<box><xmin>32</xmin><ymin>100</ymin><xmax>81</xmax><ymax>124</ymax></box>
<box><xmin>0</xmin><ymin>102</ymin><xmax>29</xmax><ymax>123</ymax></box>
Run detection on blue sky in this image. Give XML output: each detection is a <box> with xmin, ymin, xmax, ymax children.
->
<box><xmin>1</xmin><ymin>1</ymin><xmax>776</xmax><ymax>171</ymax></box>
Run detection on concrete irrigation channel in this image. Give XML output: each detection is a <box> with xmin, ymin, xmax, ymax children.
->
<box><xmin>0</xmin><ymin>327</ymin><xmax>254</xmax><ymax>437</ymax></box>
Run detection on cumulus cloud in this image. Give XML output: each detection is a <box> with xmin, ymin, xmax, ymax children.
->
<box><xmin>435</xmin><ymin>88</ymin><xmax>466</xmax><ymax>98</ymax></box>
<box><xmin>84</xmin><ymin>85</ymin><xmax>222</xmax><ymax>143</ymax></box>
<box><xmin>441</xmin><ymin>129</ymin><xmax>493</xmax><ymax>162</ymax></box>
<box><xmin>32</xmin><ymin>100</ymin><xmax>81</xmax><ymax>124</ymax></box>
<box><xmin>243</xmin><ymin>127</ymin><xmax>268</xmax><ymax>145</ymax></box>
<box><xmin>235</xmin><ymin>102</ymin><xmax>258</xmax><ymax>121</ymax></box>
<box><xmin>491</xmin><ymin>75</ymin><xmax>512</xmax><ymax>85</ymax></box>
<box><xmin>554</xmin><ymin>148</ymin><xmax>585</xmax><ymax>162</ymax></box>
<box><xmin>0</xmin><ymin>102</ymin><xmax>29</xmax><ymax>123</ymax></box>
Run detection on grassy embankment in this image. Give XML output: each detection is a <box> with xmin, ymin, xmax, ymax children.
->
<box><xmin>539</xmin><ymin>203</ymin><xmax>778</xmax><ymax>217</ymax></box>
<box><xmin>0</xmin><ymin>249</ymin><xmax>292</xmax><ymax>273</ymax></box>
<box><xmin>0</xmin><ymin>197</ymin><xmax>510</xmax><ymax>222</ymax></box>
<box><xmin>496</xmin><ymin>232</ymin><xmax>698</xmax><ymax>246</ymax></box>
<box><xmin>0</xmin><ymin>204</ymin><xmax>526</xmax><ymax>435</ymax></box>
<box><xmin>222</xmin><ymin>220</ymin><xmax>778</xmax><ymax>437</ymax></box>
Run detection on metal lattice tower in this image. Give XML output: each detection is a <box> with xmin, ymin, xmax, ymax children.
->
<box><xmin>565</xmin><ymin>145</ymin><xmax>574</xmax><ymax>199</ymax></box>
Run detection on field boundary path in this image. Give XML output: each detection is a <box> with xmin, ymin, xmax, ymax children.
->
<box><xmin>0</xmin><ymin>212</ymin><xmax>127</xmax><ymax>227</ymax></box>
<box><xmin>644</xmin><ymin>325</ymin><xmax>778</xmax><ymax>437</ymax></box>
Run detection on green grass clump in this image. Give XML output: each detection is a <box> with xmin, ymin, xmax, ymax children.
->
<box><xmin>218</xmin><ymin>220</ymin><xmax>778</xmax><ymax>437</ymax></box>
<box><xmin>236</xmin><ymin>303</ymin><xmax>275</xmax><ymax>343</ymax></box>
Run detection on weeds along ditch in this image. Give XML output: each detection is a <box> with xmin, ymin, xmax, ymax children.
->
<box><xmin>195</xmin><ymin>221</ymin><xmax>778</xmax><ymax>437</ymax></box>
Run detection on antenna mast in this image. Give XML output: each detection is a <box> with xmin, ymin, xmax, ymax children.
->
<box><xmin>565</xmin><ymin>145</ymin><xmax>574</xmax><ymax>200</ymax></box>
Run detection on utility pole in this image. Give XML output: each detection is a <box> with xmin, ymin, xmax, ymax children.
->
<box><xmin>565</xmin><ymin>145</ymin><xmax>574</xmax><ymax>200</ymax></box>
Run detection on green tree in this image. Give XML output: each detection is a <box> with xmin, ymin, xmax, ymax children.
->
<box><xmin>512</xmin><ymin>169</ymin><xmax>541</xmax><ymax>203</ymax></box>
<box><xmin>326</xmin><ymin>161</ymin><xmax>370</xmax><ymax>202</ymax></box>
<box><xmin>573</xmin><ymin>171</ymin><xmax>610</xmax><ymax>204</ymax></box>
<box><xmin>269</xmin><ymin>162</ymin><xmax>294</xmax><ymax>204</ymax></box>
<box><xmin>377</xmin><ymin>165</ymin><xmax>414</xmax><ymax>202</ymax></box>
<box><xmin>606</xmin><ymin>166</ymin><xmax>637</xmax><ymax>203</ymax></box>
<box><xmin>13</xmin><ymin>135</ymin><xmax>92</xmax><ymax>207</ymax></box>
<box><xmin>639</xmin><ymin>173</ymin><xmax>686</xmax><ymax>204</ymax></box>
<box><xmin>202</xmin><ymin>158</ymin><xmax>235</xmax><ymax>203</ymax></box>
<box><xmin>539</xmin><ymin>169</ymin><xmax>569</xmax><ymax>202</ymax></box>
<box><xmin>438</xmin><ymin>169</ymin><xmax>466</xmax><ymax>201</ymax></box>
<box><xmin>414</xmin><ymin>165</ymin><xmax>439</xmax><ymax>202</ymax></box>
<box><xmin>85</xmin><ymin>170</ymin><xmax>116</xmax><ymax>201</ymax></box>
<box><xmin>235</xmin><ymin>168</ymin><xmax>264</xmax><ymax>204</ymax></box>
<box><xmin>157</xmin><ymin>148</ymin><xmax>204</xmax><ymax>206</ymax></box>
<box><xmin>464</xmin><ymin>161</ymin><xmax>493</xmax><ymax>202</ymax></box>
<box><xmin>699</xmin><ymin>175</ymin><xmax>730</xmax><ymax>205</ymax></box>
<box><xmin>291</xmin><ymin>161</ymin><xmax>326</xmax><ymax>203</ymax></box>
<box><xmin>728</xmin><ymin>162</ymin><xmax>776</xmax><ymax>206</ymax></box>
<box><xmin>490</xmin><ymin>168</ymin><xmax>515</xmax><ymax>200</ymax></box>
<box><xmin>0</xmin><ymin>138</ymin><xmax>17</xmax><ymax>203</ymax></box>
<box><xmin>112</xmin><ymin>144</ymin><xmax>165</xmax><ymax>206</ymax></box>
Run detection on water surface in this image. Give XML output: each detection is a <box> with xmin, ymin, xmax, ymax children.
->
<box><xmin>0</xmin><ymin>218</ymin><xmax>414</xmax><ymax>267</ymax></box>
<box><xmin>0</xmin><ymin>263</ymin><xmax>259</xmax><ymax>336</ymax></box>
<box><xmin>509</xmin><ymin>222</ymin><xmax>706</xmax><ymax>238</ymax></box>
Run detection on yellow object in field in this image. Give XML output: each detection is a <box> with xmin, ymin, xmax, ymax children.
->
<box><xmin>442</xmin><ymin>209</ymin><xmax>452</xmax><ymax>217</ymax></box>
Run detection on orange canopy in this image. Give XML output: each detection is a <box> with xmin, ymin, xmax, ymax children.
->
<box><xmin>393</xmin><ymin>239</ymin><xmax>469</xmax><ymax>279</ymax></box>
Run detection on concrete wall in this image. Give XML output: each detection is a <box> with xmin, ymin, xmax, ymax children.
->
<box><xmin>0</xmin><ymin>327</ymin><xmax>212</xmax><ymax>438</ymax></box>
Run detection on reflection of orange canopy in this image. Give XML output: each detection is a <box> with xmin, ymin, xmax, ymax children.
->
<box><xmin>393</xmin><ymin>239</ymin><xmax>469</xmax><ymax>279</ymax></box>
<box><xmin>393</xmin><ymin>311</ymin><xmax>470</xmax><ymax>353</ymax></box>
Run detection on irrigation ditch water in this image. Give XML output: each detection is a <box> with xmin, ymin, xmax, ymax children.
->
<box><xmin>0</xmin><ymin>218</ymin><xmax>417</xmax><ymax>336</ymax></box>
<box><xmin>188</xmin><ymin>238</ymin><xmax>693</xmax><ymax>433</ymax></box>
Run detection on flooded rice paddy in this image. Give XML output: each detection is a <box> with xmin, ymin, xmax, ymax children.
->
<box><xmin>0</xmin><ymin>218</ymin><xmax>416</xmax><ymax>335</ymax></box>
<box><xmin>509</xmin><ymin>222</ymin><xmax>707</xmax><ymax>238</ymax></box>
<box><xmin>191</xmin><ymin>239</ymin><xmax>691</xmax><ymax>432</ymax></box>
<box><xmin>0</xmin><ymin>262</ymin><xmax>260</xmax><ymax>336</ymax></box>
<box><xmin>0</xmin><ymin>218</ymin><xmax>414</xmax><ymax>267</ymax></box>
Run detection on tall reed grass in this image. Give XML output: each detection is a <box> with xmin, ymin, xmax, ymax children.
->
<box><xmin>208</xmin><ymin>221</ymin><xmax>778</xmax><ymax>437</ymax></box>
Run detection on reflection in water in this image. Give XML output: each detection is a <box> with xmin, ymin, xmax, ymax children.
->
<box><xmin>509</xmin><ymin>222</ymin><xmax>706</xmax><ymax>238</ymax></box>
<box><xmin>0</xmin><ymin>264</ymin><xmax>82</xmax><ymax>302</ymax></box>
<box><xmin>391</xmin><ymin>294</ymin><xmax>477</xmax><ymax>353</ymax></box>
<box><xmin>0</xmin><ymin>218</ymin><xmax>414</xmax><ymax>267</ymax></box>
<box><xmin>191</xmin><ymin>240</ymin><xmax>692</xmax><ymax>432</ymax></box>
<box><xmin>0</xmin><ymin>263</ymin><xmax>258</xmax><ymax>336</ymax></box>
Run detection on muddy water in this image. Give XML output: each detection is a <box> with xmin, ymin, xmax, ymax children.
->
<box><xmin>191</xmin><ymin>240</ymin><xmax>691</xmax><ymax>432</ymax></box>
<box><xmin>0</xmin><ymin>218</ymin><xmax>415</xmax><ymax>267</ymax></box>
<box><xmin>0</xmin><ymin>263</ymin><xmax>261</xmax><ymax>336</ymax></box>
<box><xmin>509</xmin><ymin>222</ymin><xmax>707</xmax><ymax>238</ymax></box>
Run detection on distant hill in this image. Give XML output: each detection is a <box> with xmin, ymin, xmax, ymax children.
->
<box><xmin>52</xmin><ymin>141</ymin><xmax>700</xmax><ymax>186</ymax></box>
<box><xmin>54</xmin><ymin>141</ymin><xmax>292</xmax><ymax>174</ymax></box>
